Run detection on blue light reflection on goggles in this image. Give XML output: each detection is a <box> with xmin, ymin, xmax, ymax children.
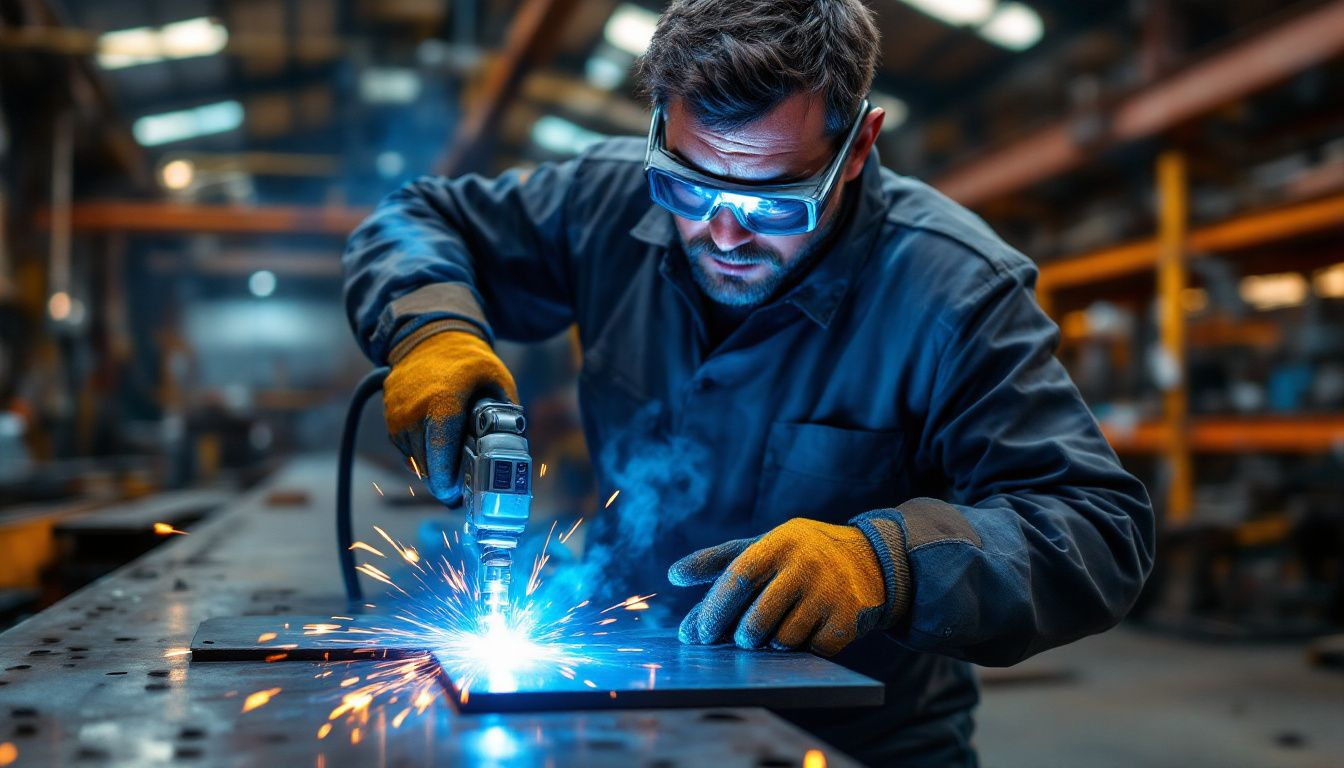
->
<box><xmin>643</xmin><ymin>99</ymin><xmax>869</xmax><ymax>236</ymax></box>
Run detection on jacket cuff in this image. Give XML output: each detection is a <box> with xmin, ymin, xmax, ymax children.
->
<box><xmin>850</xmin><ymin>510</ymin><xmax>913</xmax><ymax>628</ymax></box>
<box><xmin>379</xmin><ymin>282</ymin><xmax>494</xmax><ymax>362</ymax></box>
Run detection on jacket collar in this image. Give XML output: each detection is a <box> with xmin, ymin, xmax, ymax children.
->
<box><xmin>630</xmin><ymin>148</ymin><xmax>887</xmax><ymax>328</ymax></box>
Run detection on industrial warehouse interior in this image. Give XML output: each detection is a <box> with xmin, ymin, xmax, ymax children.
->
<box><xmin>1</xmin><ymin>0</ymin><xmax>1343</xmax><ymax>766</ymax></box>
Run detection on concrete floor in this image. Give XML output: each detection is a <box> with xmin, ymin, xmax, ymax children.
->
<box><xmin>975</xmin><ymin>625</ymin><xmax>1344</xmax><ymax>768</ymax></box>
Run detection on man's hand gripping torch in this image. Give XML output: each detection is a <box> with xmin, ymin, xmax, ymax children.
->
<box><xmin>460</xmin><ymin>400</ymin><xmax>533</xmax><ymax>629</ymax></box>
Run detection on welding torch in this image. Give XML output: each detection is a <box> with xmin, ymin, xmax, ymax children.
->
<box><xmin>460</xmin><ymin>399</ymin><xmax>533</xmax><ymax>626</ymax></box>
<box><xmin>337</xmin><ymin>369</ymin><xmax>533</xmax><ymax>625</ymax></box>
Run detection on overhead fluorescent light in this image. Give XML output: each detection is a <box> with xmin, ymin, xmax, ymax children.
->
<box><xmin>604</xmin><ymin>3</ymin><xmax>660</xmax><ymax>57</ymax></box>
<box><xmin>869</xmin><ymin>92</ymin><xmax>909</xmax><ymax>132</ymax></box>
<box><xmin>978</xmin><ymin>2</ymin><xmax>1044</xmax><ymax>51</ymax></box>
<box><xmin>133</xmin><ymin>101</ymin><xmax>244</xmax><ymax>146</ymax></box>
<box><xmin>1314</xmin><ymin>262</ymin><xmax>1344</xmax><ymax>299</ymax></box>
<box><xmin>900</xmin><ymin>0</ymin><xmax>995</xmax><ymax>27</ymax></box>
<box><xmin>359</xmin><ymin>68</ymin><xmax>423</xmax><ymax>104</ymax></box>
<box><xmin>586</xmin><ymin>48</ymin><xmax>630</xmax><ymax>90</ymax></box>
<box><xmin>1240</xmin><ymin>273</ymin><xmax>1307</xmax><ymax>311</ymax></box>
<box><xmin>98</xmin><ymin>17</ymin><xmax>228</xmax><ymax>70</ymax></box>
<box><xmin>532</xmin><ymin>116</ymin><xmax>607</xmax><ymax>156</ymax></box>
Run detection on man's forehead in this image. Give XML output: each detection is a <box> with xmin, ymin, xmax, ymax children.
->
<box><xmin>664</xmin><ymin>94</ymin><xmax>832</xmax><ymax>182</ymax></box>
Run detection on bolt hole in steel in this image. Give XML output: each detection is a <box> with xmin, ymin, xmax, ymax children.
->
<box><xmin>178</xmin><ymin>728</ymin><xmax>206</xmax><ymax>741</ymax></box>
<box><xmin>147</xmin><ymin>670</ymin><xmax>170</xmax><ymax>678</ymax></box>
<box><xmin>106</xmin><ymin>672</ymin><xmax>127</xmax><ymax>676</ymax></box>
<box><xmin>145</xmin><ymin>683</ymin><xmax>170</xmax><ymax>691</ymax></box>
<box><xmin>174</xmin><ymin>746</ymin><xmax>204</xmax><ymax>759</ymax></box>
<box><xmin>700</xmin><ymin>711</ymin><xmax>746</xmax><ymax>722</ymax></box>
<box><xmin>41</xmin><ymin>637</ymin><xmax>60</xmax><ymax>644</ymax></box>
<box><xmin>5</xmin><ymin>665</ymin><xmax>31</xmax><ymax>671</ymax></box>
<box><xmin>114</xmin><ymin>637</ymin><xmax>137</xmax><ymax>642</ymax></box>
<box><xmin>15</xmin><ymin>723</ymin><xmax>37</xmax><ymax>737</ymax></box>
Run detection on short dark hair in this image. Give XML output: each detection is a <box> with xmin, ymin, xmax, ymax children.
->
<box><xmin>636</xmin><ymin>0</ymin><xmax>880</xmax><ymax>137</ymax></box>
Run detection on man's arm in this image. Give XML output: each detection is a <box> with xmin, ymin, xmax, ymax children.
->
<box><xmin>343</xmin><ymin>160</ymin><xmax>581</xmax><ymax>364</ymax></box>
<box><xmin>853</xmin><ymin>266</ymin><xmax>1156</xmax><ymax>667</ymax></box>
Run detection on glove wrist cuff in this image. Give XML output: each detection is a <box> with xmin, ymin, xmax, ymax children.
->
<box><xmin>388</xmin><ymin>319</ymin><xmax>489</xmax><ymax>364</ymax></box>
<box><xmin>851</xmin><ymin>512</ymin><xmax>912</xmax><ymax>629</ymax></box>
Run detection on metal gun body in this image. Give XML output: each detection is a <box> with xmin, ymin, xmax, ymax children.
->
<box><xmin>461</xmin><ymin>400</ymin><xmax>532</xmax><ymax>624</ymax></box>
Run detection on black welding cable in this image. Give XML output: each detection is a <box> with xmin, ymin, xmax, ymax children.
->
<box><xmin>337</xmin><ymin>366</ymin><xmax>390</xmax><ymax>607</ymax></box>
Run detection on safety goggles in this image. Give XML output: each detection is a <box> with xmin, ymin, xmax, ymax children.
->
<box><xmin>643</xmin><ymin>99</ymin><xmax>869</xmax><ymax>236</ymax></box>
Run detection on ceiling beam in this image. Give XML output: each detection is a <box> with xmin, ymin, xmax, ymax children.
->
<box><xmin>437</xmin><ymin>0</ymin><xmax>583</xmax><ymax>175</ymax></box>
<box><xmin>932</xmin><ymin>0</ymin><xmax>1344</xmax><ymax>207</ymax></box>
<box><xmin>34</xmin><ymin>202</ymin><xmax>369</xmax><ymax>235</ymax></box>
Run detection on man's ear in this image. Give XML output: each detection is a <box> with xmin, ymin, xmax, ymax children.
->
<box><xmin>842</xmin><ymin>107</ymin><xmax>885</xmax><ymax>182</ymax></box>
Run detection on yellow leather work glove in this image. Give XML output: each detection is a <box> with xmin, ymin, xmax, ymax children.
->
<box><xmin>383</xmin><ymin>330</ymin><xmax>518</xmax><ymax>504</ymax></box>
<box><xmin>668</xmin><ymin>517</ymin><xmax>907</xmax><ymax>656</ymax></box>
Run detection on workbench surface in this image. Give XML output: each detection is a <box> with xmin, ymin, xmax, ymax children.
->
<box><xmin>0</xmin><ymin>456</ymin><xmax>858</xmax><ymax>767</ymax></box>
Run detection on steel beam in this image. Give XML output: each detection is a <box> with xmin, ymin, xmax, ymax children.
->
<box><xmin>437</xmin><ymin>0</ymin><xmax>583</xmax><ymax>175</ymax></box>
<box><xmin>33</xmin><ymin>201</ymin><xmax>369</xmax><ymax>235</ymax></box>
<box><xmin>933</xmin><ymin>0</ymin><xmax>1344</xmax><ymax>206</ymax></box>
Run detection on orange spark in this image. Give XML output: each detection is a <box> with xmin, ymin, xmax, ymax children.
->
<box><xmin>596</xmin><ymin>618</ymin><xmax>617</xmax><ymax>626</ymax></box>
<box><xmin>265</xmin><ymin>653</ymin><xmax>288</xmax><ymax>663</ymax></box>
<box><xmin>372</xmin><ymin>482</ymin><xmax>384</xmax><ymax>496</ymax></box>
<box><xmin>558</xmin><ymin>517</ymin><xmax>584</xmax><ymax>544</ymax></box>
<box><xmin>163</xmin><ymin>648</ymin><xmax>191</xmax><ymax>658</ymax></box>
<box><xmin>331</xmin><ymin>615</ymin><xmax>353</xmax><ymax>621</ymax></box>
<box><xmin>604</xmin><ymin>490</ymin><xmax>621</xmax><ymax>508</ymax></box>
<box><xmin>582</xmin><ymin>680</ymin><xmax>597</xmax><ymax>688</ymax></box>
<box><xmin>340</xmin><ymin>677</ymin><xmax>360</xmax><ymax>688</ymax></box>
<box><xmin>539</xmin><ymin>463</ymin><xmax>548</xmax><ymax>477</ymax></box>
<box><xmin>401</xmin><ymin>546</ymin><xmax>420</xmax><ymax>564</ymax></box>
<box><xmin>257</xmin><ymin>632</ymin><xmax>277</xmax><ymax>643</ymax></box>
<box><xmin>348</xmin><ymin>541</ymin><xmax>385</xmax><ymax>558</ymax></box>
<box><xmin>625</xmin><ymin>601</ymin><xmax>650</xmax><ymax>611</ymax></box>
<box><xmin>608</xmin><ymin>691</ymin><xmax>617</xmax><ymax>699</ymax></box>
<box><xmin>459</xmin><ymin>687</ymin><xmax>470</xmax><ymax>705</ymax></box>
<box><xmin>241</xmin><ymin>687</ymin><xmax>281</xmax><ymax>713</ymax></box>
<box><xmin>351</xmin><ymin>727</ymin><xmax>362</xmax><ymax>745</ymax></box>
<box><xmin>409</xmin><ymin>456</ymin><xmax>422</xmax><ymax>479</ymax></box>
<box><xmin>0</xmin><ymin>743</ymin><xmax>15</xmax><ymax>767</ymax></box>
<box><xmin>803</xmin><ymin>749</ymin><xmax>827</xmax><ymax>768</ymax></box>
<box><xmin>392</xmin><ymin>708</ymin><xmax>412</xmax><ymax>729</ymax></box>
<box><xmin>152</xmin><ymin>522</ymin><xmax>188</xmax><ymax>536</ymax></box>
<box><xmin>408</xmin><ymin>485</ymin><xmax>416</xmax><ymax>497</ymax></box>
<box><xmin>601</xmin><ymin>593</ymin><xmax>656</xmax><ymax>613</ymax></box>
<box><xmin>316</xmin><ymin>723</ymin><xmax>332</xmax><ymax>740</ymax></box>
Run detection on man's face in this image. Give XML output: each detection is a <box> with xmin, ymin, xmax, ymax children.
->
<box><xmin>663</xmin><ymin>93</ymin><xmax>882</xmax><ymax>307</ymax></box>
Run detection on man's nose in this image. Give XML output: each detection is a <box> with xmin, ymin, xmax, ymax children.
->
<box><xmin>708</xmin><ymin>208</ymin><xmax>754</xmax><ymax>252</ymax></box>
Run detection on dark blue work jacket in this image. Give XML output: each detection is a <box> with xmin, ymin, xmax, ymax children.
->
<box><xmin>344</xmin><ymin>138</ymin><xmax>1155</xmax><ymax>766</ymax></box>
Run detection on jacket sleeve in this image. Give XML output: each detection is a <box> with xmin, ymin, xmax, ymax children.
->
<box><xmin>342</xmin><ymin>159</ymin><xmax>581</xmax><ymax>364</ymax></box>
<box><xmin>852</xmin><ymin>265</ymin><xmax>1156</xmax><ymax>667</ymax></box>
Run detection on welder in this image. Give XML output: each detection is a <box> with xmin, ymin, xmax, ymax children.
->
<box><xmin>342</xmin><ymin>1</ymin><xmax>1155</xmax><ymax>764</ymax></box>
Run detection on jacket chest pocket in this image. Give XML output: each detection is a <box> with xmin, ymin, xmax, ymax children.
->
<box><xmin>754</xmin><ymin>422</ymin><xmax>907</xmax><ymax>529</ymax></box>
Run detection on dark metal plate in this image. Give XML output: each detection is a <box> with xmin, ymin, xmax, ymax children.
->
<box><xmin>438</xmin><ymin>628</ymin><xmax>885</xmax><ymax>713</ymax></box>
<box><xmin>191</xmin><ymin>616</ymin><xmax>884</xmax><ymax>713</ymax></box>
